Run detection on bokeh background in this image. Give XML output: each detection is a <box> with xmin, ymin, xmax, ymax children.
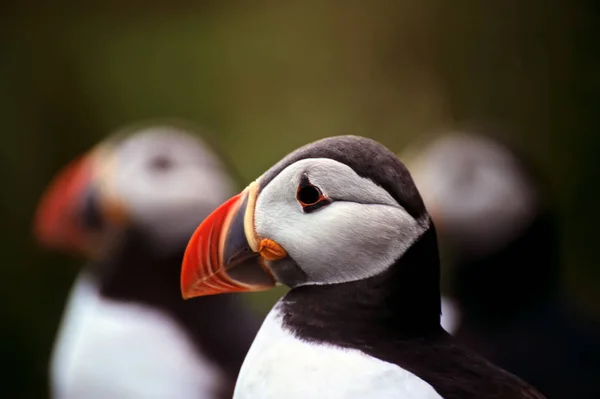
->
<box><xmin>1</xmin><ymin>2</ymin><xmax>599</xmax><ymax>397</ymax></box>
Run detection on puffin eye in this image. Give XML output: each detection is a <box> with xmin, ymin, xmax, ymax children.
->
<box><xmin>149</xmin><ymin>155</ymin><xmax>174</xmax><ymax>172</ymax></box>
<box><xmin>297</xmin><ymin>185</ymin><xmax>322</xmax><ymax>205</ymax></box>
<box><xmin>296</xmin><ymin>174</ymin><xmax>331</xmax><ymax>212</ymax></box>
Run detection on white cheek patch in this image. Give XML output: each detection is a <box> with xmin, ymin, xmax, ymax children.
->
<box><xmin>109</xmin><ymin>130</ymin><xmax>236</xmax><ymax>251</ymax></box>
<box><xmin>115</xmin><ymin>166</ymin><xmax>234</xmax><ymax>245</ymax></box>
<box><xmin>408</xmin><ymin>135</ymin><xmax>537</xmax><ymax>255</ymax></box>
<box><xmin>302</xmin><ymin>159</ymin><xmax>399</xmax><ymax>207</ymax></box>
<box><xmin>254</xmin><ymin>159</ymin><xmax>429</xmax><ymax>286</ymax></box>
<box><xmin>262</xmin><ymin>202</ymin><xmax>426</xmax><ymax>285</ymax></box>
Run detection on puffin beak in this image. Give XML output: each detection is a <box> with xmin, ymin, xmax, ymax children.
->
<box><xmin>33</xmin><ymin>145</ymin><xmax>128</xmax><ymax>255</ymax></box>
<box><xmin>181</xmin><ymin>182</ymin><xmax>286</xmax><ymax>299</ymax></box>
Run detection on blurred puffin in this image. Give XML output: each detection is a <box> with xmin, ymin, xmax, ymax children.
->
<box><xmin>403</xmin><ymin>132</ymin><xmax>600</xmax><ymax>399</ymax></box>
<box><xmin>34</xmin><ymin>125</ymin><xmax>262</xmax><ymax>399</ymax></box>
<box><xmin>180</xmin><ymin>135</ymin><xmax>545</xmax><ymax>399</ymax></box>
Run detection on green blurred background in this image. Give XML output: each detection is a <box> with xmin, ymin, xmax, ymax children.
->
<box><xmin>1</xmin><ymin>2</ymin><xmax>598</xmax><ymax>397</ymax></box>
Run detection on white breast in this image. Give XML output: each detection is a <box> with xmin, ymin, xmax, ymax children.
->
<box><xmin>234</xmin><ymin>303</ymin><xmax>443</xmax><ymax>399</ymax></box>
<box><xmin>50</xmin><ymin>272</ymin><xmax>224</xmax><ymax>399</ymax></box>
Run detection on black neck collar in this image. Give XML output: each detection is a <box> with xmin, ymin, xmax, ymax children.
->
<box><xmin>279</xmin><ymin>226</ymin><xmax>442</xmax><ymax>345</ymax></box>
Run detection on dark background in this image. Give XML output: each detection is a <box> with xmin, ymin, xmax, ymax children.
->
<box><xmin>1</xmin><ymin>2</ymin><xmax>598</xmax><ymax>397</ymax></box>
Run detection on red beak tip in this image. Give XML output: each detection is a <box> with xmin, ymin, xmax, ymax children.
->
<box><xmin>33</xmin><ymin>154</ymin><xmax>92</xmax><ymax>253</ymax></box>
<box><xmin>179</xmin><ymin>193</ymin><xmax>245</xmax><ymax>299</ymax></box>
<box><xmin>180</xmin><ymin>272</ymin><xmax>195</xmax><ymax>300</ymax></box>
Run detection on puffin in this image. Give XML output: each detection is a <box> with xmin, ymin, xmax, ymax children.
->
<box><xmin>179</xmin><ymin>135</ymin><xmax>546</xmax><ymax>399</ymax></box>
<box><xmin>402</xmin><ymin>132</ymin><xmax>600</xmax><ymax>399</ymax></box>
<box><xmin>34</xmin><ymin>125</ymin><xmax>262</xmax><ymax>399</ymax></box>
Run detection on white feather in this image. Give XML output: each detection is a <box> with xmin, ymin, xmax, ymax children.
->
<box><xmin>50</xmin><ymin>272</ymin><xmax>224</xmax><ymax>399</ymax></box>
<box><xmin>234</xmin><ymin>304</ymin><xmax>443</xmax><ymax>399</ymax></box>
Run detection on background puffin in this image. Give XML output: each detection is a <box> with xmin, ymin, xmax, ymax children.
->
<box><xmin>179</xmin><ymin>135</ymin><xmax>545</xmax><ymax>399</ymax></box>
<box><xmin>33</xmin><ymin>124</ymin><xmax>262</xmax><ymax>399</ymax></box>
<box><xmin>402</xmin><ymin>132</ymin><xmax>600</xmax><ymax>399</ymax></box>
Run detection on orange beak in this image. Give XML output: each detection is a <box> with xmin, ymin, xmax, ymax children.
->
<box><xmin>33</xmin><ymin>154</ymin><xmax>95</xmax><ymax>254</ymax></box>
<box><xmin>181</xmin><ymin>183</ymin><xmax>287</xmax><ymax>299</ymax></box>
<box><xmin>33</xmin><ymin>146</ymin><xmax>128</xmax><ymax>256</ymax></box>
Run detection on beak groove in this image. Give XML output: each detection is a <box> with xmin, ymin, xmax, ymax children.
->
<box><xmin>181</xmin><ymin>185</ymin><xmax>284</xmax><ymax>299</ymax></box>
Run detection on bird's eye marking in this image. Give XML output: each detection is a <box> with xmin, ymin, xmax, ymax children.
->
<box><xmin>149</xmin><ymin>155</ymin><xmax>174</xmax><ymax>172</ymax></box>
<box><xmin>296</xmin><ymin>174</ymin><xmax>331</xmax><ymax>213</ymax></box>
<box><xmin>297</xmin><ymin>185</ymin><xmax>321</xmax><ymax>205</ymax></box>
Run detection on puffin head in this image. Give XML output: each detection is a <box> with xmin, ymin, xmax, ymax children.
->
<box><xmin>34</xmin><ymin>124</ymin><xmax>235</xmax><ymax>261</ymax></box>
<box><xmin>402</xmin><ymin>132</ymin><xmax>540</xmax><ymax>261</ymax></box>
<box><xmin>181</xmin><ymin>135</ymin><xmax>432</xmax><ymax>299</ymax></box>
<box><xmin>402</xmin><ymin>132</ymin><xmax>560</xmax><ymax>315</ymax></box>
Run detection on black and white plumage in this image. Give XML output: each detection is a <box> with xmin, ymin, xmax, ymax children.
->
<box><xmin>403</xmin><ymin>133</ymin><xmax>600</xmax><ymax>399</ymax></box>
<box><xmin>34</xmin><ymin>125</ymin><xmax>261</xmax><ymax>399</ymax></box>
<box><xmin>180</xmin><ymin>135</ymin><xmax>546</xmax><ymax>399</ymax></box>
